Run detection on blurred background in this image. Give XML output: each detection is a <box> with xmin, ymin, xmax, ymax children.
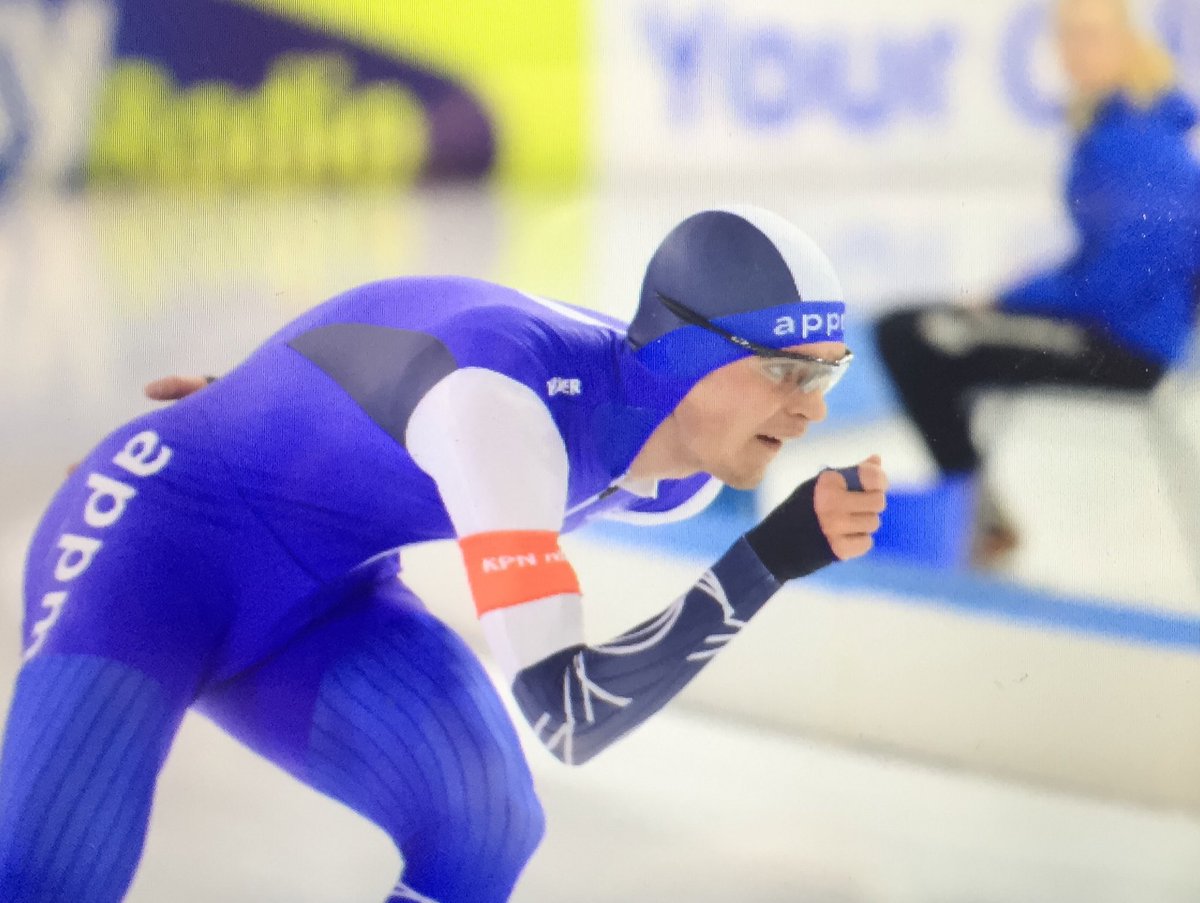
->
<box><xmin>1</xmin><ymin>0</ymin><xmax>1199</xmax><ymax>900</ymax></box>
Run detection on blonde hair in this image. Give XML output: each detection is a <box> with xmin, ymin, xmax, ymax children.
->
<box><xmin>1063</xmin><ymin>0</ymin><xmax>1177</xmax><ymax>129</ymax></box>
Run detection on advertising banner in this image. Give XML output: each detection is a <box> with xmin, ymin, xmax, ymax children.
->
<box><xmin>597</xmin><ymin>0</ymin><xmax>1200</xmax><ymax>184</ymax></box>
<box><xmin>4</xmin><ymin>0</ymin><xmax>1200</xmax><ymax>188</ymax></box>
<box><xmin>85</xmin><ymin>0</ymin><xmax>587</xmax><ymax>186</ymax></box>
<box><xmin>0</xmin><ymin>0</ymin><xmax>114</xmax><ymax>188</ymax></box>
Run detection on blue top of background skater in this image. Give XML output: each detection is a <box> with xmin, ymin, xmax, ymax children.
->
<box><xmin>999</xmin><ymin>89</ymin><xmax>1200</xmax><ymax>365</ymax></box>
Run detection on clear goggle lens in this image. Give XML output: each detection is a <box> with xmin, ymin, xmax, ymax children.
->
<box><xmin>756</xmin><ymin>354</ymin><xmax>852</xmax><ymax>394</ymax></box>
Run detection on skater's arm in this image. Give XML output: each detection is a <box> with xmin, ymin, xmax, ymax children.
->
<box><xmin>406</xmin><ymin>369</ymin><xmax>886</xmax><ymax>765</ymax></box>
<box><xmin>506</xmin><ymin>463</ymin><xmax>882</xmax><ymax>765</ymax></box>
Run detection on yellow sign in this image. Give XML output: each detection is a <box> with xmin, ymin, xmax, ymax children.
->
<box><xmin>241</xmin><ymin>0</ymin><xmax>590</xmax><ymax>183</ymax></box>
<box><xmin>88</xmin><ymin>0</ymin><xmax>588</xmax><ymax>186</ymax></box>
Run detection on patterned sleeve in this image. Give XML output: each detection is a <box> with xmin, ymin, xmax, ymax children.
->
<box><xmin>406</xmin><ymin>368</ymin><xmax>789</xmax><ymax>766</ymax></box>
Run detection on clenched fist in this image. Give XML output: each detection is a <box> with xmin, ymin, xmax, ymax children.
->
<box><xmin>744</xmin><ymin>454</ymin><xmax>889</xmax><ymax>583</ymax></box>
<box><xmin>813</xmin><ymin>454</ymin><xmax>888</xmax><ymax>561</ymax></box>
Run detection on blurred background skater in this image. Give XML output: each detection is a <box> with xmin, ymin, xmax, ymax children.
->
<box><xmin>874</xmin><ymin>0</ymin><xmax>1200</xmax><ymax>567</ymax></box>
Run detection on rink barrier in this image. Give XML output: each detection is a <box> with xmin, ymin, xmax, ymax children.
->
<box><xmin>589</xmin><ymin>513</ymin><xmax>1200</xmax><ymax>654</ymax></box>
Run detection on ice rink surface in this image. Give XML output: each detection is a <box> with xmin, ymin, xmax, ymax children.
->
<box><xmin>1</xmin><ymin>188</ymin><xmax>1198</xmax><ymax>901</ymax></box>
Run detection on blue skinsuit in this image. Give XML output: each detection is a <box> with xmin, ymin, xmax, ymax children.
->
<box><xmin>0</xmin><ymin>277</ymin><xmax>723</xmax><ymax>903</ymax></box>
<box><xmin>1000</xmin><ymin>90</ymin><xmax>1200</xmax><ymax>365</ymax></box>
<box><xmin>2</xmin><ymin>205</ymin><xmax>848</xmax><ymax>901</ymax></box>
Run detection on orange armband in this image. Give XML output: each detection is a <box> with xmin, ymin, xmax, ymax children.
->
<box><xmin>458</xmin><ymin>530</ymin><xmax>581</xmax><ymax>616</ymax></box>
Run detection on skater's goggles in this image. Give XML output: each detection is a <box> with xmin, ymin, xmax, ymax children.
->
<box><xmin>657</xmin><ymin>293</ymin><xmax>853</xmax><ymax>395</ymax></box>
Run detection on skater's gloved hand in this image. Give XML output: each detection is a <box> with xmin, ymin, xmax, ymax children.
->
<box><xmin>143</xmin><ymin>375</ymin><xmax>215</xmax><ymax>401</ymax></box>
<box><xmin>745</xmin><ymin>454</ymin><xmax>888</xmax><ymax>582</ymax></box>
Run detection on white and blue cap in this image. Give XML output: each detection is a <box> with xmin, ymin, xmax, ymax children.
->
<box><xmin>598</xmin><ymin>207</ymin><xmax>847</xmax><ymax>475</ymax></box>
<box><xmin>628</xmin><ymin>206</ymin><xmax>846</xmax><ymax>381</ymax></box>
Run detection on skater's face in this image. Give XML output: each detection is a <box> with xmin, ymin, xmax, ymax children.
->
<box><xmin>1056</xmin><ymin>0</ymin><xmax>1134</xmax><ymax>97</ymax></box>
<box><xmin>667</xmin><ymin>341</ymin><xmax>845</xmax><ymax>490</ymax></box>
